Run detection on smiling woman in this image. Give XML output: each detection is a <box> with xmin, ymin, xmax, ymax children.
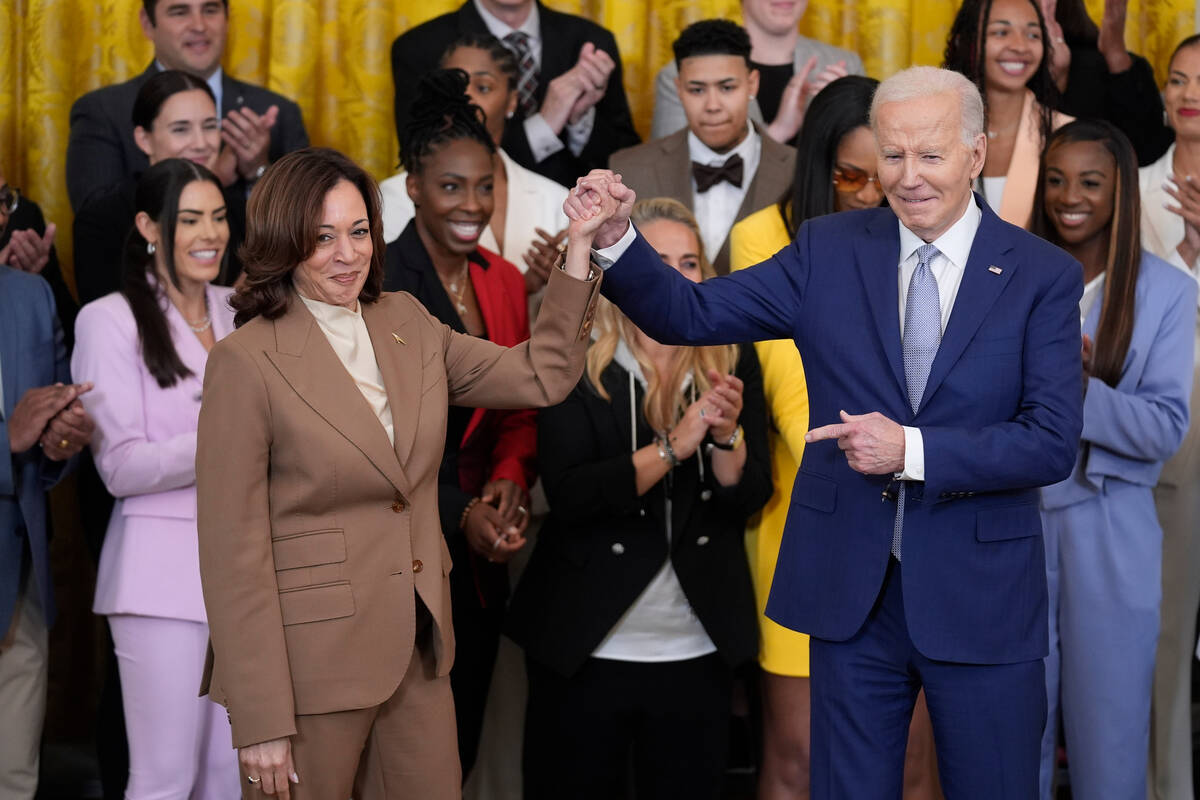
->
<box><xmin>382</xmin><ymin>69</ymin><xmax>539</xmax><ymax>775</ymax></box>
<box><xmin>194</xmin><ymin>144</ymin><xmax>604</xmax><ymax>798</ymax></box>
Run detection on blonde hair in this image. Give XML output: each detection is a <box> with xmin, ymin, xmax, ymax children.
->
<box><xmin>584</xmin><ymin>197</ymin><xmax>739</xmax><ymax>433</ymax></box>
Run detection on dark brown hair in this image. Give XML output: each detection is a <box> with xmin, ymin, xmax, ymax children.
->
<box><xmin>124</xmin><ymin>158</ymin><xmax>227</xmax><ymax>387</ymax></box>
<box><xmin>944</xmin><ymin>0</ymin><xmax>1059</xmax><ymax>147</ymax></box>
<box><xmin>143</xmin><ymin>0</ymin><xmax>228</xmax><ymax>25</ymax></box>
<box><xmin>231</xmin><ymin>147</ymin><xmax>385</xmax><ymax>327</ymax></box>
<box><xmin>132</xmin><ymin>70</ymin><xmax>215</xmax><ymax>130</ymax></box>
<box><xmin>1031</xmin><ymin>119</ymin><xmax>1141</xmax><ymax>388</ymax></box>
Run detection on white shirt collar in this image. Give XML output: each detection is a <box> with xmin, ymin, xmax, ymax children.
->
<box><xmin>297</xmin><ymin>292</ymin><xmax>361</xmax><ymax>322</ymax></box>
<box><xmin>686</xmin><ymin>123</ymin><xmax>758</xmax><ymax>167</ymax></box>
<box><xmin>897</xmin><ymin>195</ymin><xmax>982</xmax><ymax>269</ymax></box>
<box><xmin>155</xmin><ymin>61</ymin><xmax>224</xmax><ymax>111</ymax></box>
<box><xmin>473</xmin><ymin>0</ymin><xmax>540</xmax><ymax>43</ymax></box>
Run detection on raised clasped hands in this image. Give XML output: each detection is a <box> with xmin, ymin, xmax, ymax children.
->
<box><xmin>805</xmin><ymin>409</ymin><xmax>906</xmax><ymax>475</ymax></box>
<box><xmin>563</xmin><ymin>169</ymin><xmax>635</xmax><ymax>251</ymax></box>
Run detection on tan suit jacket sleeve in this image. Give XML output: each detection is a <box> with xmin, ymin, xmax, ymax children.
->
<box><xmin>197</xmin><ymin>337</ymin><xmax>298</xmax><ymax>749</ymax></box>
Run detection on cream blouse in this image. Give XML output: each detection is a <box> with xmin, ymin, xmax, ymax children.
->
<box><xmin>298</xmin><ymin>293</ymin><xmax>395</xmax><ymax>445</ymax></box>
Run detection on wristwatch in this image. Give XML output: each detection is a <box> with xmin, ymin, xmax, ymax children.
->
<box><xmin>709</xmin><ymin>425</ymin><xmax>744</xmax><ymax>451</ymax></box>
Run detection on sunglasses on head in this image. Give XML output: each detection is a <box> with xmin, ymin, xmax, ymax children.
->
<box><xmin>832</xmin><ymin>165</ymin><xmax>881</xmax><ymax>193</ymax></box>
<box><xmin>0</xmin><ymin>185</ymin><xmax>19</xmax><ymax>215</ymax></box>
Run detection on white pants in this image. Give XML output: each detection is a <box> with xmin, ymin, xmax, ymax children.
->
<box><xmin>0</xmin><ymin>570</ymin><xmax>48</xmax><ymax>800</ymax></box>
<box><xmin>108</xmin><ymin>614</ymin><xmax>239</xmax><ymax>800</ymax></box>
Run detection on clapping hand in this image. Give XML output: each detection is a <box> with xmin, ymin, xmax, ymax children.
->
<box><xmin>1038</xmin><ymin>0</ymin><xmax>1072</xmax><ymax>92</ymax></box>
<box><xmin>9</xmin><ymin>382</ymin><xmax>93</xmax><ymax>457</ymax></box>
<box><xmin>766</xmin><ymin>57</ymin><xmax>851</xmax><ymax>144</ymax></box>
<box><xmin>701</xmin><ymin>369</ymin><xmax>744</xmax><ymax>443</ymax></box>
<box><xmin>567</xmin><ymin>43</ymin><xmax>615</xmax><ymax>125</ymax></box>
<box><xmin>0</xmin><ymin>223</ymin><xmax>56</xmax><ymax>274</ymax></box>
<box><xmin>222</xmin><ymin>105</ymin><xmax>278</xmax><ymax>181</ymax></box>
<box><xmin>1164</xmin><ymin>174</ymin><xmax>1200</xmax><ymax>268</ymax></box>
<box><xmin>522</xmin><ymin>227</ymin><xmax>567</xmax><ymax>295</ymax></box>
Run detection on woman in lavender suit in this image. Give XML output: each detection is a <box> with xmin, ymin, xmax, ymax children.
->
<box><xmin>71</xmin><ymin>158</ymin><xmax>239</xmax><ymax>800</ymax></box>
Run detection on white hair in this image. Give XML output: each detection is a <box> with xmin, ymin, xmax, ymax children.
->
<box><xmin>869</xmin><ymin>67</ymin><xmax>985</xmax><ymax>148</ymax></box>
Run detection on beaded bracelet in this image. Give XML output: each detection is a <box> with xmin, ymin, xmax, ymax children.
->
<box><xmin>459</xmin><ymin>496</ymin><xmax>481</xmax><ymax>530</ymax></box>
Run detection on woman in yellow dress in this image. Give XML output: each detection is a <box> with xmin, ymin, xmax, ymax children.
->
<box><xmin>731</xmin><ymin>75</ymin><xmax>942</xmax><ymax>800</ymax></box>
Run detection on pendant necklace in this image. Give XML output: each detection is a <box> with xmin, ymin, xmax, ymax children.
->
<box><xmin>445</xmin><ymin>262</ymin><xmax>470</xmax><ymax>317</ymax></box>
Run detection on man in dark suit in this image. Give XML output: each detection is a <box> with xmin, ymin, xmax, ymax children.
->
<box><xmin>609</xmin><ymin>20</ymin><xmax>794</xmax><ymax>275</ymax></box>
<box><xmin>391</xmin><ymin>0</ymin><xmax>639</xmax><ymax>188</ymax></box>
<box><xmin>0</xmin><ymin>267</ymin><xmax>92</xmax><ymax>799</ymax></box>
<box><xmin>571</xmin><ymin>66</ymin><xmax>1084</xmax><ymax>798</ymax></box>
<box><xmin>66</xmin><ymin>0</ymin><xmax>309</xmax><ymax>211</ymax></box>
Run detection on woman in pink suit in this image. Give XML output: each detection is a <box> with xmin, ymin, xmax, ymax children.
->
<box><xmin>71</xmin><ymin>158</ymin><xmax>239</xmax><ymax>799</ymax></box>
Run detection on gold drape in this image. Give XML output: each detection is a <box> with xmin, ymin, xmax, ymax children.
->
<box><xmin>2</xmin><ymin>0</ymin><xmax>1192</xmax><ymax>287</ymax></box>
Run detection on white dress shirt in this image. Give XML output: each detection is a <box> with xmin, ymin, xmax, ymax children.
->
<box><xmin>893</xmin><ymin>198</ymin><xmax>981</xmax><ymax>481</ymax></box>
<box><xmin>593</xmin><ymin>197</ymin><xmax>984</xmax><ymax>483</ymax></box>
<box><xmin>298</xmin><ymin>294</ymin><xmax>395</xmax><ymax>445</ymax></box>
<box><xmin>473</xmin><ymin>0</ymin><xmax>594</xmax><ymax>162</ymax></box>
<box><xmin>688</xmin><ymin>125</ymin><xmax>761</xmax><ymax>262</ymax></box>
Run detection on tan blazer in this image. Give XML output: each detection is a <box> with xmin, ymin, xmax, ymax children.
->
<box><xmin>196</xmin><ymin>268</ymin><xmax>601</xmax><ymax>749</ymax></box>
<box><xmin>995</xmin><ymin>90</ymin><xmax>1073</xmax><ymax>229</ymax></box>
<box><xmin>608</xmin><ymin>124</ymin><xmax>796</xmax><ymax>275</ymax></box>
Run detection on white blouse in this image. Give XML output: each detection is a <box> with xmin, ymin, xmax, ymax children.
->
<box><xmin>298</xmin><ymin>294</ymin><xmax>395</xmax><ymax>445</ymax></box>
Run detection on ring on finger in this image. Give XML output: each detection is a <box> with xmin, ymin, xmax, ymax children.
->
<box><xmin>247</xmin><ymin>776</ymin><xmax>261</xmax><ymax>785</ymax></box>
<box><xmin>492</xmin><ymin>535</ymin><xmax>504</xmax><ymax>551</ymax></box>
<box><xmin>59</xmin><ymin>438</ymin><xmax>69</xmax><ymax>449</ymax></box>
<box><xmin>517</xmin><ymin>505</ymin><xmax>528</xmax><ymax>516</ymax></box>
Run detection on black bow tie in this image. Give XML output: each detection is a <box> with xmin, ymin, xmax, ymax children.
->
<box><xmin>692</xmin><ymin>153</ymin><xmax>744</xmax><ymax>192</ymax></box>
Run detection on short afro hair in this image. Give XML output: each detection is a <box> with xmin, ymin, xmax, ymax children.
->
<box><xmin>673</xmin><ymin>20</ymin><xmax>752</xmax><ymax>69</ymax></box>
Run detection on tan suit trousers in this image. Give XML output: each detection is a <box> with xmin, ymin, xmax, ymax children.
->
<box><xmin>0</xmin><ymin>566</ymin><xmax>48</xmax><ymax>800</ymax></box>
<box><xmin>239</xmin><ymin>601</ymin><xmax>461</xmax><ymax>800</ymax></box>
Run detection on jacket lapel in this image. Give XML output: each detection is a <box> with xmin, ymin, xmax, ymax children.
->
<box><xmin>657</xmin><ymin>131</ymin><xmax>694</xmax><ymax>209</ymax></box>
<box><xmin>919</xmin><ymin>204</ymin><xmax>1017</xmax><ymax>410</ymax></box>
<box><xmin>854</xmin><ymin>213</ymin><xmax>907</xmax><ymax>400</ymax></box>
<box><xmin>265</xmin><ymin>299</ymin><xmax>412</xmax><ymax>495</ymax></box>
<box><xmin>362</xmin><ymin>299</ymin><xmax>426</xmax><ymax>472</ymax></box>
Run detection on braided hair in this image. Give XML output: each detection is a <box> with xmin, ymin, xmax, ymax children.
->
<box><xmin>399</xmin><ymin>68</ymin><xmax>496</xmax><ymax>175</ymax></box>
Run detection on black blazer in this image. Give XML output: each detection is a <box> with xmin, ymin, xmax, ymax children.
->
<box><xmin>506</xmin><ymin>344</ymin><xmax>771</xmax><ymax>677</ymax></box>
<box><xmin>72</xmin><ymin>174</ymin><xmax>247</xmax><ymax>306</ymax></box>
<box><xmin>390</xmin><ymin>1</ymin><xmax>640</xmax><ymax>187</ymax></box>
<box><xmin>66</xmin><ymin>64</ymin><xmax>309</xmax><ymax>211</ymax></box>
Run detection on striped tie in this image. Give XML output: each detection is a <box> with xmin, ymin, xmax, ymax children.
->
<box><xmin>892</xmin><ymin>243</ymin><xmax>941</xmax><ymax>560</ymax></box>
<box><xmin>503</xmin><ymin>31</ymin><xmax>539</xmax><ymax>117</ymax></box>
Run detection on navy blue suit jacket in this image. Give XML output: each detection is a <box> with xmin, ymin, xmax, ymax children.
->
<box><xmin>601</xmin><ymin>197</ymin><xmax>1084</xmax><ymax>665</ymax></box>
<box><xmin>0</xmin><ymin>268</ymin><xmax>72</xmax><ymax>635</ymax></box>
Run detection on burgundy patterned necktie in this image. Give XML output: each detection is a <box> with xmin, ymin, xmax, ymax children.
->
<box><xmin>503</xmin><ymin>31</ymin><xmax>539</xmax><ymax>117</ymax></box>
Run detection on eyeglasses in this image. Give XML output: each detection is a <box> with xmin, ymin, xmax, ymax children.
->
<box><xmin>0</xmin><ymin>186</ymin><xmax>19</xmax><ymax>215</ymax></box>
<box><xmin>832</xmin><ymin>166</ymin><xmax>882</xmax><ymax>193</ymax></box>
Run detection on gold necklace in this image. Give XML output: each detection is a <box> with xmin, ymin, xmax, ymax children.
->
<box><xmin>442</xmin><ymin>262</ymin><xmax>470</xmax><ymax>316</ymax></box>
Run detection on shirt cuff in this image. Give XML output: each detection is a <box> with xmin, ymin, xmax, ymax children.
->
<box><xmin>896</xmin><ymin>426</ymin><xmax>924</xmax><ymax>481</ymax></box>
<box><xmin>591</xmin><ymin>224</ymin><xmax>638</xmax><ymax>269</ymax></box>
<box><xmin>524</xmin><ymin>114</ymin><xmax>565</xmax><ymax>163</ymax></box>
<box><xmin>565</xmin><ymin>107</ymin><xmax>595</xmax><ymax>157</ymax></box>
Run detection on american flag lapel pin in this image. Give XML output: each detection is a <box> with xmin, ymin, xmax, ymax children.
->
<box><xmin>988</xmin><ymin>265</ymin><xmax>1003</xmax><ymax>275</ymax></box>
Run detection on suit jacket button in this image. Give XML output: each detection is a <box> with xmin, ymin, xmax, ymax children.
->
<box><xmin>696</xmin><ymin>535</ymin><xmax>710</xmax><ymax>546</ymax></box>
<box><xmin>412</xmin><ymin>559</ymin><xmax>424</xmax><ymax>573</ymax></box>
<box><xmin>611</xmin><ymin>543</ymin><xmax>625</xmax><ymax>555</ymax></box>
<box><xmin>391</xmin><ymin>498</ymin><xmax>406</xmax><ymax>513</ymax></box>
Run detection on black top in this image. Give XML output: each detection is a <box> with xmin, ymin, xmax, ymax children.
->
<box><xmin>72</xmin><ymin>175</ymin><xmax>247</xmax><ymax>307</ymax></box>
<box><xmin>1</xmin><ymin>197</ymin><xmax>78</xmax><ymax>349</ymax></box>
<box><xmin>1058</xmin><ymin>46</ymin><xmax>1173</xmax><ymax>166</ymax></box>
<box><xmin>383</xmin><ymin>221</ymin><xmax>490</xmax><ymax>545</ymax></box>
<box><xmin>750</xmin><ymin>60</ymin><xmax>795</xmax><ymax>130</ymax></box>
<box><xmin>506</xmin><ymin>344</ymin><xmax>771</xmax><ymax>678</ymax></box>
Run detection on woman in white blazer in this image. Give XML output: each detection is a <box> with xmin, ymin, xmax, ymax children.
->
<box><xmin>380</xmin><ymin>33</ymin><xmax>567</xmax><ymax>298</ymax></box>
<box><xmin>1138</xmin><ymin>33</ymin><xmax>1200</xmax><ymax>800</ymax></box>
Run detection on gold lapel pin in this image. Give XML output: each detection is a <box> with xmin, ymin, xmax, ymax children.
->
<box><xmin>988</xmin><ymin>265</ymin><xmax>1003</xmax><ymax>275</ymax></box>
<box><xmin>392</xmin><ymin>332</ymin><xmax>406</xmax><ymax>345</ymax></box>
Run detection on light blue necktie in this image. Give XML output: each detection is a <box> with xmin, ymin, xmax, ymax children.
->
<box><xmin>892</xmin><ymin>243</ymin><xmax>941</xmax><ymax>560</ymax></box>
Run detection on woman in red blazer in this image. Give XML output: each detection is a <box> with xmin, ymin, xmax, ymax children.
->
<box><xmin>382</xmin><ymin>69</ymin><xmax>535</xmax><ymax>776</ymax></box>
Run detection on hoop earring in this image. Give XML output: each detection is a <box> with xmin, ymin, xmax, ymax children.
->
<box><xmin>146</xmin><ymin>242</ymin><xmax>156</xmax><ymax>255</ymax></box>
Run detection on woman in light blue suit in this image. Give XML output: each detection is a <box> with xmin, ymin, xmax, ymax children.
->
<box><xmin>1032</xmin><ymin>120</ymin><xmax>1197</xmax><ymax>800</ymax></box>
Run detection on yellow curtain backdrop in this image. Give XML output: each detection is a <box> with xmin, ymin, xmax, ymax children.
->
<box><xmin>1</xmin><ymin>0</ymin><xmax>1192</xmax><ymax>290</ymax></box>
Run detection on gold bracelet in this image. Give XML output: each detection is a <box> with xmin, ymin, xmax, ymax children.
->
<box><xmin>459</xmin><ymin>497</ymin><xmax>481</xmax><ymax>530</ymax></box>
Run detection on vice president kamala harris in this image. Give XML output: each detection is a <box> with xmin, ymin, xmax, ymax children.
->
<box><xmin>195</xmin><ymin>147</ymin><xmax>605</xmax><ymax>798</ymax></box>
